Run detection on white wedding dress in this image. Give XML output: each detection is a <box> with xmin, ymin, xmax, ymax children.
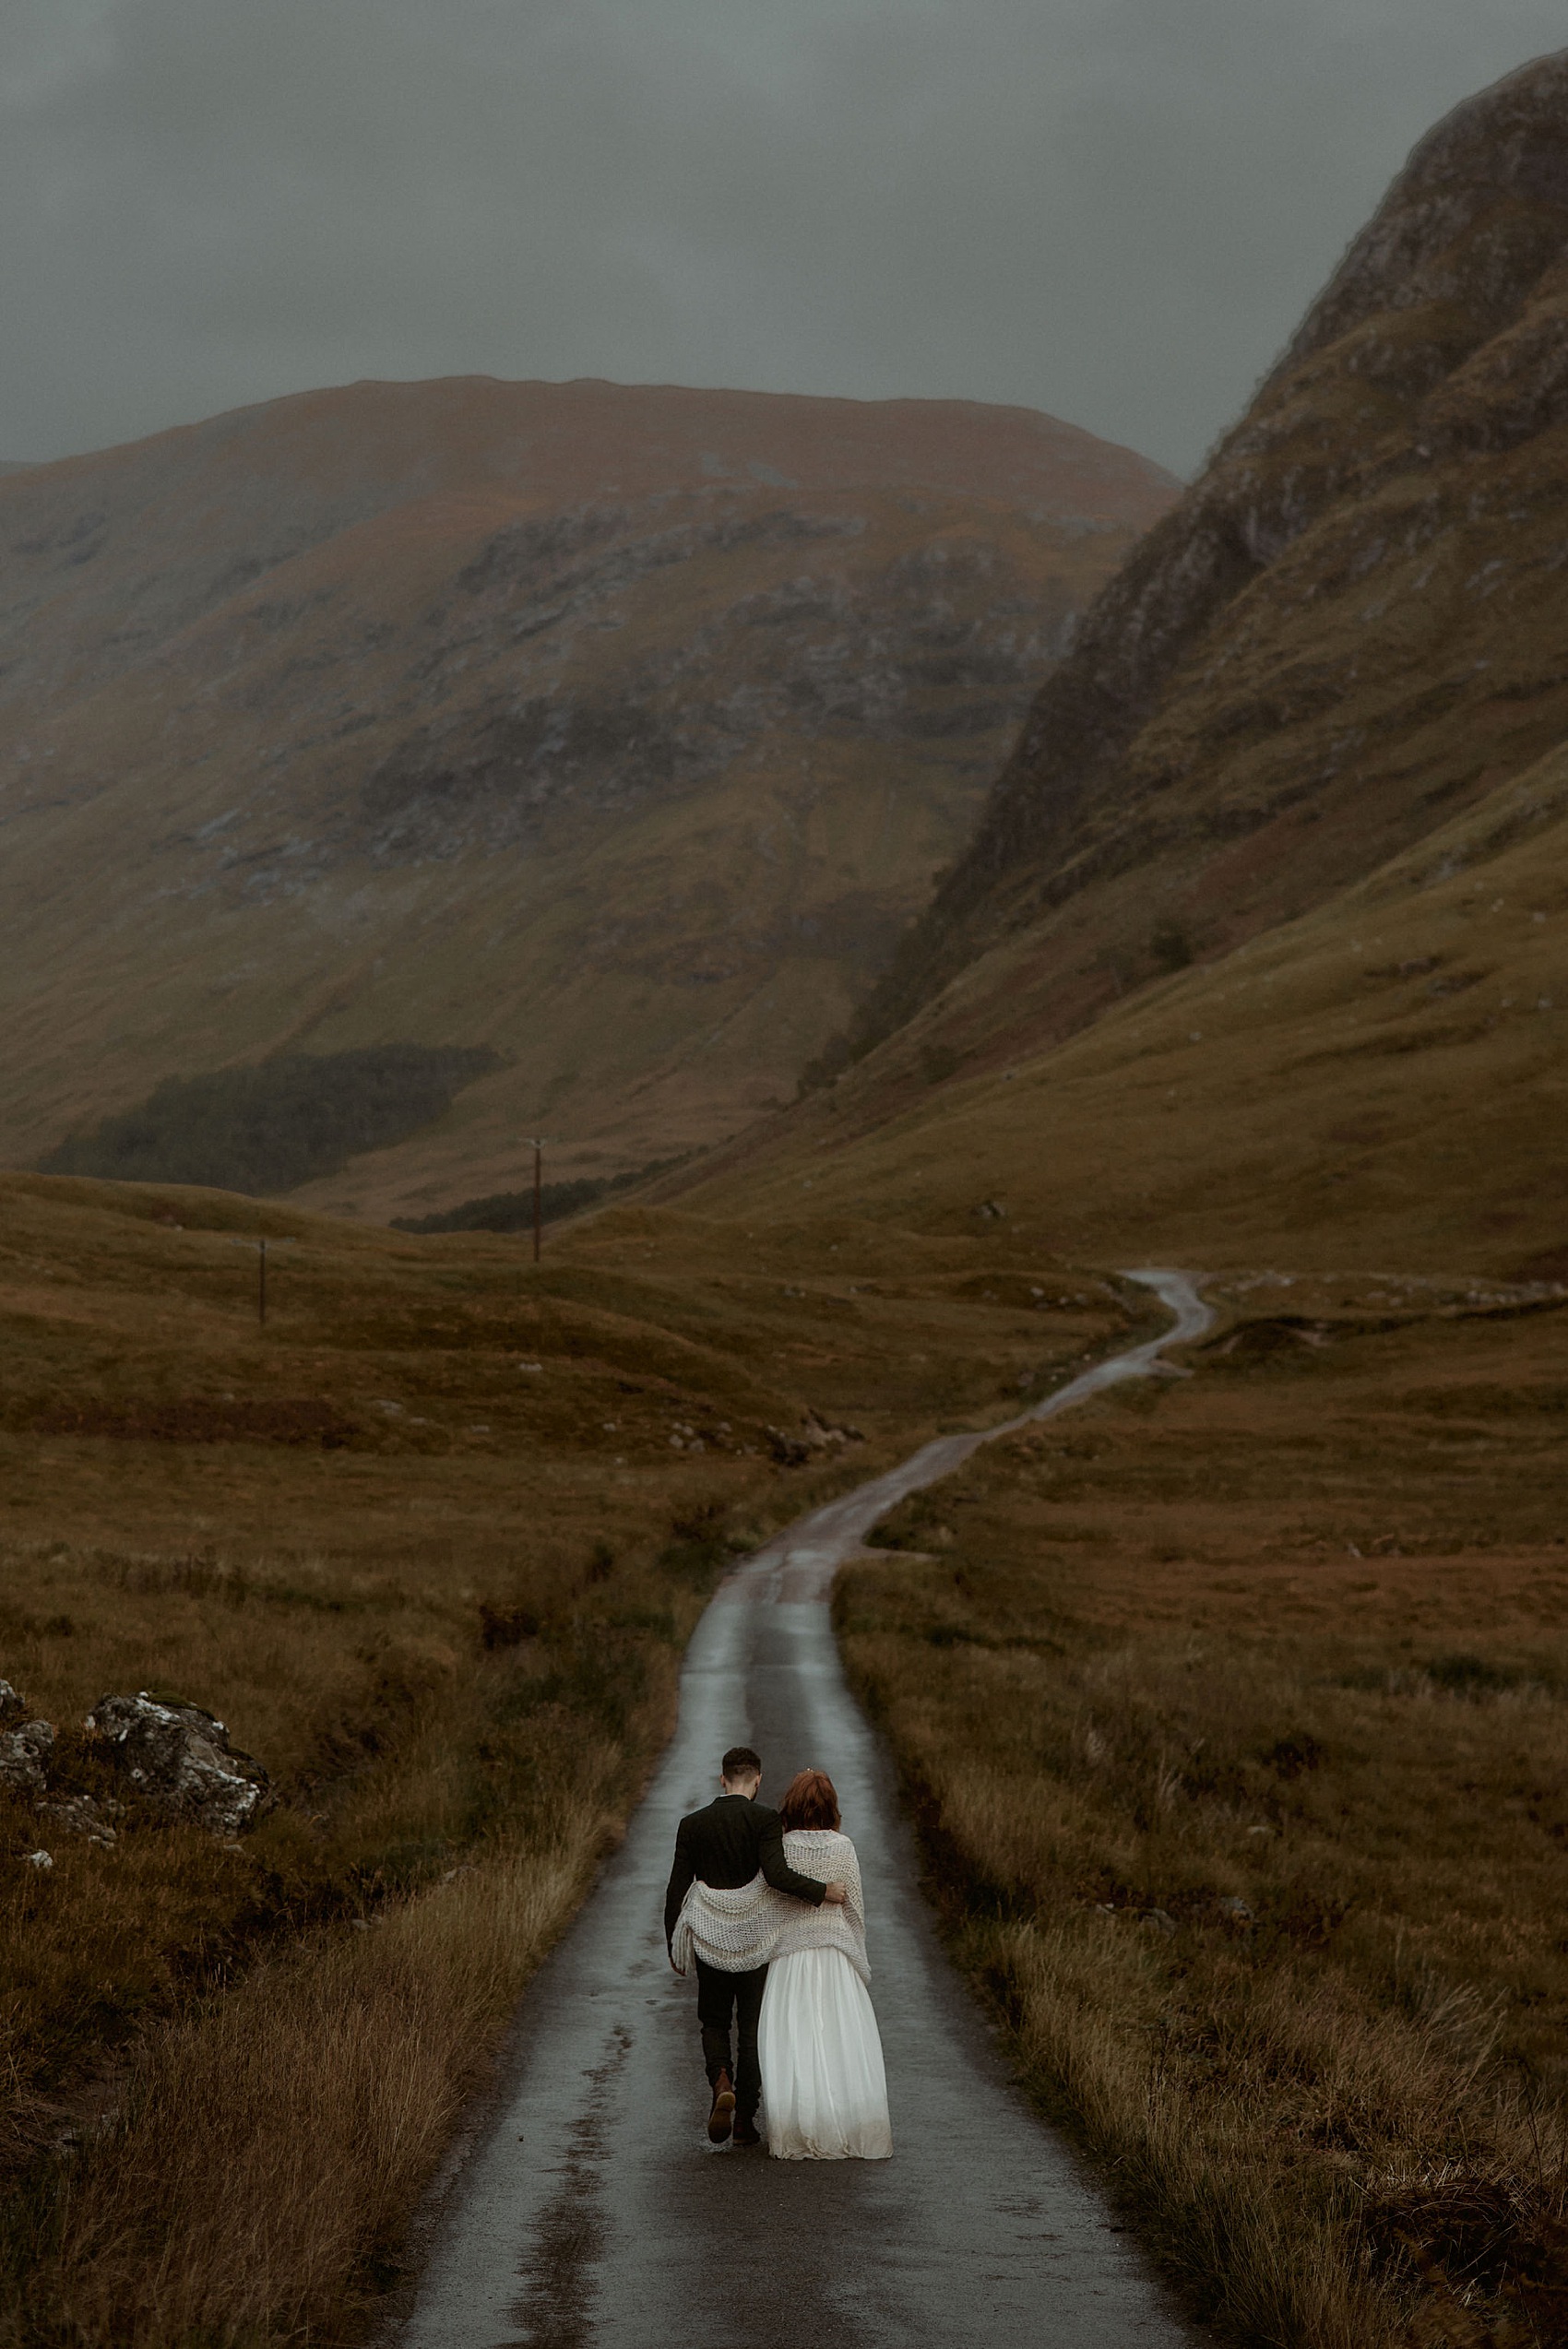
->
<box><xmin>756</xmin><ymin>1828</ymin><xmax>893</xmax><ymax>2161</ymax></box>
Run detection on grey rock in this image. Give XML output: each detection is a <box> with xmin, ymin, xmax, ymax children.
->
<box><xmin>764</xmin><ymin>1416</ymin><xmax>861</xmax><ymax>1466</ymax></box>
<box><xmin>0</xmin><ymin>1679</ymin><xmax>25</xmax><ymax>1723</ymax></box>
<box><xmin>37</xmin><ymin>1794</ymin><xmax>116</xmax><ymax>1846</ymax></box>
<box><xmin>0</xmin><ymin>1716</ymin><xmax>56</xmax><ymax>1797</ymax></box>
<box><xmin>86</xmin><ymin>1692</ymin><xmax>270</xmax><ymax>1836</ymax></box>
<box><xmin>1218</xmin><ymin>1894</ymin><xmax>1254</xmax><ymax>1924</ymax></box>
<box><xmin>1141</xmin><ymin>1907</ymin><xmax>1178</xmax><ymax>1937</ymax></box>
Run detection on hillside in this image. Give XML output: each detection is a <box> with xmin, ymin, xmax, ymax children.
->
<box><xmin>10</xmin><ymin>744</ymin><xmax>1566</xmax><ymax>2337</ymax></box>
<box><xmin>644</xmin><ymin>57</ymin><xmax>1568</xmax><ymax>2343</ymax></box>
<box><xmin>8</xmin><ymin>53</ymin><xmax>1568</xmax><ymax>2349</ymax></box>
<box><xmin>0</xmin><ymin>1158</ymin><xmax>1134</xmax><ymax>2341</ymax></box>
<box><xmin>648</xmin><ymin>102</ymin><xmax>1568</xmax><ymax>2314</ymax></box>
<box><xmin>807</xmin><ymin>47</ymin><xmax>1568</xmax><ymax>1097</ymax></box>
<box><xmin>689</xmin><ymin>734</ymin><xmax>1568</xmax><ymax>1277</ymax></box>
<box><xmin>0</xmin><ymin>378</ymin><xmax>1175</xmax><ymax>1217</ymax></box>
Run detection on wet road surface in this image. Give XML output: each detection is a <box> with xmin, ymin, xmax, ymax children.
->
<box><xmin>398</xmin><ymin>1272</ymin><xmax>1211</xmax><ymax>2349</ymax></box>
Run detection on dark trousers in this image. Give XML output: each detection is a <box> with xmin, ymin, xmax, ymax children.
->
<box><xmin>695</xmin><ymin>1957</ymin><xmax>767</xmax><ymax>2120</ymax></box>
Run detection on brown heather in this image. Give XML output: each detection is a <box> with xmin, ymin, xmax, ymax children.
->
<box><xmin>8</xmin><ymin>672</ymin><xmax>1562</xmax><ymax>2340</ymax></box>
<box><xmin>0</xmin><ymin>1166</ymin><xmax>1120</xmax><ymax>2343</ymax></box>
<box><xmin>671</xmin><ymin>395</ymin><xmax>1568</xmax><ymax>2334</ymax></box>
<box><xmin>7</xmin><ymin>54</ymin><xmax>1568</xmax><ymax>2349</ymax></box>
<box><xmin>18</xmin><ymin>1829</ymin><xmax>597</xmax><ymax>2345</ymax></box>
<box><xmin>837</xmin><ymin>1285</ymin><xmax>1568</xmax><ymax>2347</ymax></box>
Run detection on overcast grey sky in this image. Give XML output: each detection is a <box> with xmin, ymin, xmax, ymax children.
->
<box><xmin>2</xmin><ymin>1</ymin><xmax>1563</xmax><ymax>478</ymax></box>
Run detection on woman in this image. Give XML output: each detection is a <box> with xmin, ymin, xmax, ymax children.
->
<box><xmin>756</xmin><ymin>1769</ymin><xmax>893</xmax><ymax>2160</ymax></box>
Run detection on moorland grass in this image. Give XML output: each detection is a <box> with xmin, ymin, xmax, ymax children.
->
<box><xmin>838</xmin><ymin>1280</ymin><xmax>1568</xmax><ymax>2347</ymax></box>
<box><xmin>0</xmin><ymin>1512</ymin><xmax>727</xmax><ymax>2343</ymax></box>
<box><xmin>0</xmin><ymin>1170</ymin><xmax>1118</xmax><ymax>2343</ymax></box>
<box><xmin>6</xmin><ymin>1798</ymin><xmax>604</xmax><ymax>2345</ymax></box>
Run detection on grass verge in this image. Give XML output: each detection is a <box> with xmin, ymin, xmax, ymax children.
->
<box><xmin>6</xmin><ymin>1819</ymin><xmax>595</xmax><ymax>2345</ymax></box>
<box><xmin>838</xmin><ymin>1274</ymin><xmax>1568</xmax><ymax>2348</ymax></box>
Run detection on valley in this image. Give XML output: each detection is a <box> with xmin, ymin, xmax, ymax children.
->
<box><xmin>3</xmin><ymin>41</ymin><xmax>1568</xmax><ymax>2349</ymax></box>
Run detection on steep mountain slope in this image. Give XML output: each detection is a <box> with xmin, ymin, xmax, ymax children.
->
<box><xmin>0</xmin><ymin>380</ymin><xmax>1174</xmax><ymax>1216</ymax></box>
<box><xmin>814</xmin><ymin>47</ymin><xmax>1568</xmax><ymax>1094</ymax></box>
<box><xmin>687</xmin><ymin>731</ymin><xmax>1568</xmax><ymax>1274</ymax></box>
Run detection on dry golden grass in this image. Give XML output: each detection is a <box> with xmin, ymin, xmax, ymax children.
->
<box><xmin>838</xmin><ymin>1282</ymin><xmax>1568</xmax><ymax>2346</ymax></box>
<box><xmin>0</xmin><ymin>1164</ymin><xmax>1114</xmax><ymax>2343</ymax></box>
<box><xmin>659</xmin><ymin>724</ymin><xmax>1568</xmax><ymax>2346</ymax></box>
<box><xmin>9</xmin><ymin>788</ymin><xmax>1564</xmax><ymax>2344</ymax></box>
<box><xmin>0</xmin><ymin>1478</ymin><xmax>697</xmax><ymax>2343</ymax></box>
<box><xmin>14</xmin><ymin>1815</ymin><xmax>601</xmax><ymax>2346</ymax></box>
<box><xmin>692</xmin><ymin>734</ymin><xmax>1568</xmax><ymax>1283</ymax></box>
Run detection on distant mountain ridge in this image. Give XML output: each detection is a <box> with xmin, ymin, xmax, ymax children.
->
<box><xmin>0</xmin><ymin>378</ymin><xmax>1175</xmax><ymax>1216</ymax></box>
<box><xmin>0</xmin><ymin>378</ymin><xmax>1172</xmax><ymax>747</ymax></box>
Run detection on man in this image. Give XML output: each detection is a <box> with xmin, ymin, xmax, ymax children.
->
<box><xmin>665</xmin><ymin>1744</ymin><xmax>848</xmax><ymax>2146</ymax></box>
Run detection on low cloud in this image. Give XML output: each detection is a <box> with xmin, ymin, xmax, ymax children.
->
<box><xmin>1</xmin><ymin>0</ymin><xmax>1563</xmax><ymax>473</ymax></box>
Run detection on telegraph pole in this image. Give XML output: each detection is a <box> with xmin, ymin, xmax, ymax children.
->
<box><xmin>228</xmin><ymin>1236</ymin><xmax>295</xmax><ymax>1326</ymax></box>
<box><xmin>525</xmin><ymin>1138</ymin><xmax>550</xmax><ymax>1262</ymax></box>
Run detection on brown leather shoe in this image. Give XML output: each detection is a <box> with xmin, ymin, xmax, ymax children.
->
<box><xmin>707</xmin><ymin>2070</ymin><xmax>736</xmax><ymax>2144</ymax></box>
<box><xmin>731</xmin><ymin>2116</ymin><xmax>762</xmax><ymax>2148</ymax></box>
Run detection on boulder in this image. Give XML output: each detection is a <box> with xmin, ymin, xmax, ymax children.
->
<box><xmin>763</xmin><ymin>1415</ymin><xmax>864</xmax><ymax>1466</ymax></box>
<box><xmin>0</xmin><ymin>1706</ymin><xmax>55</xmax><ymax>1797</ymax></box>
<box><xmin>37</xmin><ymin>1794</ymin><xmax>118</xmax><ymax>1846</ymax></box>
<box><xmin>85</xmin><ymin>1692</ymin><xmax>270</xmax><ymax>1836</ymax></box>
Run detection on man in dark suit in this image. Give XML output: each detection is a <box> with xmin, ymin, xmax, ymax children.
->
<box><xmin>665</xmin><ymin>1743</ymin><xmax>847</xmax><ymax>2146</ymax></box>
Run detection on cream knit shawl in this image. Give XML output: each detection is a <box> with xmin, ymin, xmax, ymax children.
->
<box><xmin>670</xmin><ymin>1830</ymin><xmax>870</xmax><ymax>1986</ymax></box>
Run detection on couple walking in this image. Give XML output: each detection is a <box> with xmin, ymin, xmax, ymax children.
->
<box><xmin>664</xmin><ymin>1745</ymin><xmax>893</xmax><ymax>2159</ymax></box>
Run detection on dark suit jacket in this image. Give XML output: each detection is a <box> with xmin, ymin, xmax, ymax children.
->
<box><xmin>663</xmin><ymin>1793</ymin><xmax>826</xmax><ymax>1953</ymax></box>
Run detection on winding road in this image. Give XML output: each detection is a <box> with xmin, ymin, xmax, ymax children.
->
<box><xmin>398</xmin><ymin>1271</ymin><xmax>1212</xmax><ymax>2349</ymax></box>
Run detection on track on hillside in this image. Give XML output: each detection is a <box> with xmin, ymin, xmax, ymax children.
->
<box><xmin>394</xmin><ymin>1271</ymin><xmax>1211</xmax><ymax>2349</ymax></box>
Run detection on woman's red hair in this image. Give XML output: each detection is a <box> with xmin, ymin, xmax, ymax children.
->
<box><xmin>778</xmin><ymin>1769</ymin><xmax>840</xmax><ymax>1832</ymax></box>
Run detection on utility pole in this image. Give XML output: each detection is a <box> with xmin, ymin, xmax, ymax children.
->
<box><xmin>228</xmin><ymin>1236</ymin><xmax>295</xmax><ymax>1326</ymax></box>
<box><xmin>524</xmin><ymin>1138</ymin><xmax>551</xmax><ymax>1263</ymax></box>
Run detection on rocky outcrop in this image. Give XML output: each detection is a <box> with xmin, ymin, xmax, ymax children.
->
<box><xmin>829</xmin><ymin>49</ymin><xmax>1568</xmax><ymax>1070</ymax></box>
<box><xmin>85</xmin><ymin>1693</ymin><xmax>271</xmax><ymax>1836</ymax></box>
<box><xmin>762</xmin><ymin>1414</ymin><xmax>866</xmax><ymax>1466</ymax></box>
<box><xmin>38</xmin><ymin>1794</ymin><xmax>119</xmax><ymax>1846</ymax></box>
<box><xmin>0</xmin><ymin>1679</ymin><xmax>56</xmax><ymax>1796</ymax></box>
<box><xmin>1</xmin><ymin>1680</ymin><xmax>268</xmax><ymax>1836</ymax></box>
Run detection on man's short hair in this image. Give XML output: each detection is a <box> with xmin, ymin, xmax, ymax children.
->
<box><xmin>721</xmin><ymin>1745</ymin><xmax>762</xmax><ymax>1780</ymax></box>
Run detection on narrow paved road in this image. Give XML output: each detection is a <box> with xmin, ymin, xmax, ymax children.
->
<box><xmin>398</xmin><ymin>1272</ymin><xmax>1211</xmax><ymax>2349</ymax></box>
